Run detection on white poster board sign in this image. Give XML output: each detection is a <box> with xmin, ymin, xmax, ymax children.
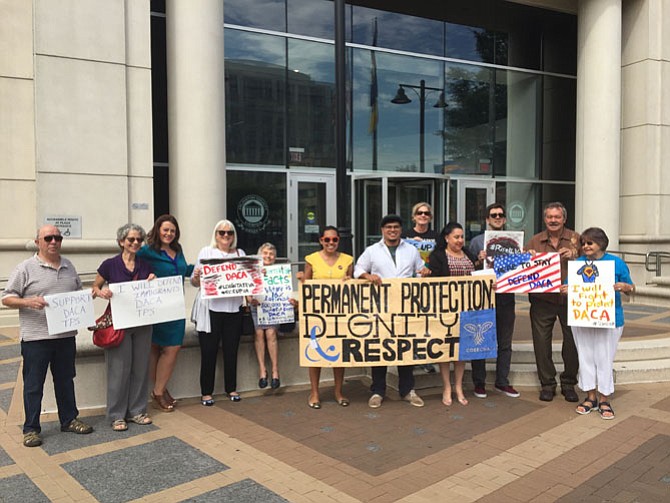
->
<box><xmin>200</xmin><ymin>256</ymin><xmax>264</xmax><ymax>299</ymax></box>
<box><xmin>44</xmin><ymin>289</ymin><xmax>95</xmax><ymax>335</ymax></box>
<box><xmin>483</xmin><ymin>230</ymin><xmax>524</xmax><ymax>270</ymax></box>
<box><xmin>109</xmin><ymin>276</ymin><xmax>185</xmax><ymax>330</ymax></box>
<box><xmin>567</xmin><ymin>260</ymin><xmax>616</xmax><ymax>328</ymax></box>
<box><xmin>258</xmin><ymin>264</ymin><xmax>295</xmax><ymax>325</ymax></box>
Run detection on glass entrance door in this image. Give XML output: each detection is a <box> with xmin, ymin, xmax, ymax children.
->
<box><xmin>287</xmin><ymin>171</ymin><xmax>336</xmax><ymax>263</ymax></box>
<box><xmin>351</xmin><ymin>173</ymin><xmax>449</xmax><ymax>256</ymax></box>
<box><xmin>457</xmin><ymin>180</ymin><xmax>495</xmax><ymax>244</ymax></box>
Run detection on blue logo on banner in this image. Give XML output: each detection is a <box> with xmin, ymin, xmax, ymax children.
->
<box><xmin>304</xmin><ymin>326</ymin><xmax>340</xmax><ymax>363</ymax></box>
<box><xmin>458</xmin><ymin>309</ymin><xmax>497</xmax><ymax>361</ymax></box>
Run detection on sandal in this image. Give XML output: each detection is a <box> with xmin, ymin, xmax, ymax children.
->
<box><xmin>152</xmin><ymin>390</ymin><xmax>177</xmax><ymax>407</ymax></box>
<box><xmin>127</xmin><ymin>413</ymin><xmax>152</xmax><ymax>425</ymax></box>
<box><xmin>598</xmin><ymin>401</ymin><xmax>615</xmax><ymax>420</ymax></box>
<box><xmin>61</xmin><ymin>418</ymin><xmax>93</xmax><ymax>434</ymax></box>
<box><xmin>152</xmin><ymin>394</ymin><xmax>175</xmax><ymax>412</ymax></box>
<box><xmin>112</xmin><ymin>419</ymin><xmax>128</xmax><ymax>432</ymax></box>
<box><xmin>23</xmin><ymin>431</ymin><xmax>42</xmax><ymax>447</ymax></box>
<box><xmin>576</xmin><ymin>398</ymin><xmax>598</xmax><ymax>415</ymax></box>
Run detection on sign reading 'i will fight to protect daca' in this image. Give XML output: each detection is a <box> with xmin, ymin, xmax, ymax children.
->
<box><xmin>299</xmin><ymin>277</ymin><xmax>497</xmax><ymax>367</ymax></box>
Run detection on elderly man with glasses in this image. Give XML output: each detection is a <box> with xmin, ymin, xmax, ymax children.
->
<box><xmin>2</xmin><ymin>225</ymin><xmax>93</xmax><ymax>447</ymax></box>
<box><xmin>468</xmin><ymin>203</ymin><xmax>520</xmax><ymax>400</ymax></box>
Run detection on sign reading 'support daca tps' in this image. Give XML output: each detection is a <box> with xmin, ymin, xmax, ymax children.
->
<box><xmin>299</xmin><ymin>277</ymin><xmax>497</xmax><ymax>368</ymax></box>
<box><xmin>44</xmin><ymin>289</ymin><xmax>95</xmax><ymax>335</ymax></box>
<box><xmin>109</xmin><ymin>276</ymin><xmax>185</xmax><ymax>330</ymax></box>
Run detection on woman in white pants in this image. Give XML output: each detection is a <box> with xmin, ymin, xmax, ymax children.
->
<box><xmin>565</xmin><ymin>227</ymin><xmax>634</xmax><ymax>420</ymax></box>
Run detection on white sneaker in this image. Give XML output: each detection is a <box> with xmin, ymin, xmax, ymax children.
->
<box><xmin>368</xmin><ymin>394</ymin><xmax>383</xmax><ymax>408</ymax></box>
<box><xmin>403</xmin><ymin>390</ymin><xmax>424</xmax><ymax>407</ymax></box>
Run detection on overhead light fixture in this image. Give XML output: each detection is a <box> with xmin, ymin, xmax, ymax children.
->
<box><xmin>391</xmin><ymin>86</ymin><xmax>411</xmax><ymax>104</ymax></box>
<box><xmin>433</xmin><ymin>92</ymin><xmax>447</xmax><ymax>108</ymax></box>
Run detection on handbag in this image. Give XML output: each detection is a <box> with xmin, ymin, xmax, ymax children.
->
<box><xmin>90</xmin><ymin>303</ymin><xmax>125</xmax><ymax>348</ymax></box>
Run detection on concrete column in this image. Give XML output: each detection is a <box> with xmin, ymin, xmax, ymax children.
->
<box><xmin>166</xmin><ymin>0</ymin><xmax>226</xmax><ymax>260</ymax></box>
<box><xmin>575</xmin><ymin>0</ymin><xmax>622</xmax><ymax>246</ymax></box>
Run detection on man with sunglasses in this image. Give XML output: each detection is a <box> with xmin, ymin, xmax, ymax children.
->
<box><xmin>469</xmin><ymin>203</ymin><xmax>520</xmax><ymax>399</ymax></box>
<box><xmin>2</xmin><ymin>225</ymin><xmax>93</xmax><ymax>447</ymax></box>
<box><xmin>354</xmin><ymin>214</ymin><xmax>430</xmax><ymax>408</ymax></box>
<box><xmin>526</xmin><ymin>202</ymin><xmax>581</xmax><ymax>402</ymax></box>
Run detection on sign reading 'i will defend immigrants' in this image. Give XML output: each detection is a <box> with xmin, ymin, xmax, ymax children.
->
<box><xmin>299</xmin><ymin>277</ymin><xmax>497</xmax><ymax>368</ymax></box>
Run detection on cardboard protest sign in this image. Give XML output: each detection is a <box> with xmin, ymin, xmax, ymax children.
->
<box><xmin>299</xmin><ymin>277</ymin><xmax>497</xmax><ymax>367</ymax></box>
<box><xmin>494</xmin><ymin>252</ymin><xmax>561</xmax><ymax>293</ymax></box>
<box><xmin>404</xmin><ymin>238</ymin><xmax>436</xmax><ymax>264</ymax></box>
<box><xmin>200</xmin><ymin>256</ymin><xmax>263</xmax><ymax>299</ymax></box>
<box><xmin>44</xmin><ymin>289</ymin><xmax>95</xmax><ymax>335</ymax></box>
<box><xmin>483</xmin><ymin>230</ymin><xmax>524</xmax><ymax>270</ymax></box>
<box><xmin>257</xmin><ymin>264</ymin><xmax>295</xmax><ymax>325</ymax></box>
<box><xmin>568</xmin><ymin>260</ymin><xmax>616</xmax><ymax>328</ymax></box>
<box><xmin>109</xmin><ymin>276</ymin><xmax>185</xmax><ymax>329</ymax></box>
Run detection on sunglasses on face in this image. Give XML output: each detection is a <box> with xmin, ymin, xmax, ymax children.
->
<box><xmin>217</xmin><ymin>230</ymin><xmax>235</xmax><ymax>237</ymax></box>
<box><xmin>416</xmin><ymin>210</ymin><xmax>432</xmax><ymax>216</ymax></box>
<box><xmin>321</xmin><ymin>236</ymin><xmax>339</xmax><ymax>243</ymax></box>
<box><xmin>126</xmin><ymin>237</ymin><xmax>144</xmax><ymax>244</ymax></box>
<box><xmin>489</xmin><ymin>212</ymin><xmax>505</xmax><ymax>219</ymax></box>
<box><xmin>43</xmin><ymin>235</ymin><xmax>63</xmax><ymax>243</ymax></box>
<box><xmin>581</xmin><ymin>240</ymin><xmax>595</xmax><ymax>246</ymax></box>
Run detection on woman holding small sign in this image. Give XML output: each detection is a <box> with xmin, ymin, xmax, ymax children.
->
<box><xmin>190</xmin><ymin>220</ymin><xmax>245</xmax><ymax>405</ymax></box>
<box><xmin>302</xmin><ymin>226</ymin><xmax>353</xmax><ymax>409</ymax></box>
<box><xmin>137</xmin><ymin>215</ymin><xmax>194</xmax><ymax>413</ymax></box>
<box><xmin>561</xmin><ymin>227</ymin><xmax>634</xmax><ymax>420</ymax></box>
<box><xmin>93</xmin><ymin>223</ymin><xmax>155</xmax><ymax>431</ymax></box>
<box><xmin>247</xmin><ymin>243</ymin><xmax>282</xmax><ymax>390</ymax></box>
<box><xmin>428</xmin><ymin>222</ymin><xmax>478</xmax><ymax>406</ymax></box>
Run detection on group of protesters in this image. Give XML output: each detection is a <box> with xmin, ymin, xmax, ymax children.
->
<box><xmin>2</xmin><ymin>200</ymin><xmax>634</xmax><ymax>448</ymax></box>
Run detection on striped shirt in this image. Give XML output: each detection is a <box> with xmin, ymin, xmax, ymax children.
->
<box><xmin>2</xmin><ymin>254</ymin><xmax>82</xmax><ymax>341</ymax></box>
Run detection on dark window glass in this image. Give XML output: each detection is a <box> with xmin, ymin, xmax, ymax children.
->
<box><xmin>287</xmin><ymin>0</ymin><xmax>334</xmax><ymax>39</ymax></box>
<box><xmin>350</xmin><ymin>6</ymin><xmax>444</xmax><ymax>57</ymax></box>
<box><xmin>150</xmin><ymin>0</ymin><xmax>165</xmax><ymax>14</ymax></box>
<box><xmin>227</xmin><ymin>171</ymin><xmax>287</xmax><ymax>257</ymax></box>
<box><xmin>287</xmin><ymin>39</ymin><xmax>335</xmax><ymax>167</ymax></box>
<box><xmin>225</xmin><ymin>30</ymin><xmax>286</xmax><ymax>165</ymax></box>
<box><xmin>224</xmin><ymin>0</ymin><xmax>286</xmax><ymax>31</ymax></box>
<box><xmin>445</xmin><ymin>24</ymin><xmax>507</xmax><ymax>65</ymax></box>
<box><xmin>150</xmin><ymin>15</ymin><xmax>168</xmax><ymax>164</ymax></box>
<box><xmin>541</xmin><ymin>76</ymin><xmax>577</xmax><ymax>181</ymax></box>
<box><xmin>153</xmin><ymin>165</ymin><xmax>169</xmax><ymax>219</ymax></box>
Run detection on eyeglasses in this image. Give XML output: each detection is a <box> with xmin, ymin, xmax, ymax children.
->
<box><xmin>126</xmin><ymin>237</ymin><xmax>144</xmax><ymax>244</ymax></box>
<box><xmin>43</xmin><ymin>235</ymin><xmax>63</xmax><ymax>243</ymax></box>
<box><xmin>321</xmin><ymin>237</ymin><xmax>339</xmax><ymax>243</ymax></box>
<box><xmin>581</xmin><ymin>240</ymin><xmax>595</xmax><ymax>246</ymax></box>
<box><xmin>416</xmin><ymin>210</ymin><xmax>432</xmax><ymax>216</ymax></box>
<box><xmin>489</xmin><ymin>212</ymin><xmax>505</xmax><ymax>219</ymax></box>
<box><xmin>217</xmin><ymin>230</ymin><xmax>235</xmax><ymax>237</ymax></box>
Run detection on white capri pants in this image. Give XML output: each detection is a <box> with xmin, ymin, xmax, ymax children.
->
<box><xmin>572</xmin><ymin>325</ymin><xmax>624</xmax><ymax>396</ymax></box>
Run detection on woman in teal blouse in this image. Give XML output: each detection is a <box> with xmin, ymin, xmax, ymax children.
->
<box><xmin>137</xmin><ymin>215</ymin><xmax>194</xmax><ymax>412</ymax></box>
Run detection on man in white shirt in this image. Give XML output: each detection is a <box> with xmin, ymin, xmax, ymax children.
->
<box><xmin>354</xmin><ymin>214</ymin><xmax>429</xmax><ymax>408</ymax></box>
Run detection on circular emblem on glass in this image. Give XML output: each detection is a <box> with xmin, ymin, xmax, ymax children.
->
<box><xmin>507</xmin><ymin>202</ymin><xmax>525</xmax><ymax>225</ymax></box>
<box><xmin>237</xmin><ymin>195</ymin><xmax>269</xmax><ymax>234</ymax></box>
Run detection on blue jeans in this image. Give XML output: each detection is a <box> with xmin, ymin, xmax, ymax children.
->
<box><xmin>21</xmin><ymin>337</ymin><xmax>78</xmax><ymax>434</ymax></box>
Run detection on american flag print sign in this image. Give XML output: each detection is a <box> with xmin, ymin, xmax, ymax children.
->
<box><xmin>494</xmin><ymin>252</ymin><xmax>561</xmax><ymax>293</ymax></box>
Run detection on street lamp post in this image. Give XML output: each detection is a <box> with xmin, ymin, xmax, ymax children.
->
<box><xmin>391</xmin><ymin>79</ymin><xmax>446</xmax><ymax>172</ymax></box>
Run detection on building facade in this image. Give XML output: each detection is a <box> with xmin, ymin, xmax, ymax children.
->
<box><xmin>1</xmin><ymin>0</ymin><xmax>669</xmax><ymax>284</ymax></box>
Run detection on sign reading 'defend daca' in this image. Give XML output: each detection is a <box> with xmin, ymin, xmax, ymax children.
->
<box><xmin>200</xmin><ymin>256</ymin><xmax>264</xmax><ymax>299</ymax></box>
<box><xmin>299</xmin><ymin>277</ymin><xmax>497</xmax><ymax>368</ymax></box>
<box><xmin>494</xmin><ymin>252</ymin><xmax>561</xmax><ymax>294</ymax></box>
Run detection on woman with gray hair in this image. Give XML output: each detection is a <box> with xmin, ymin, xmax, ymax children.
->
<box><xmin>190</xmin><ymin>219</ymin><xmax>245</xmax><ymax>405</ymax></box>
<box><xmin>93</xmin><ymin>223</ymin><xmax>155</xmax><ymax>431</ymax></box>
<box><xmin>561</xmin><ymin>227</ymin><xmax>634</xmax><ymax>420</ymax></box>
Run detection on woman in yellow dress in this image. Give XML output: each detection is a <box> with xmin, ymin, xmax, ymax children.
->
<box><xmin>302</xmin><ymin>226</ymin><xmax>353</xmax><ymax>409</ymax></box>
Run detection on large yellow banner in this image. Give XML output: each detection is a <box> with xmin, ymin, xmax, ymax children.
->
<box><xmin>299</xmin><ymin>276</ymin><xmax>497</xmax><ymax>367</ymax></box>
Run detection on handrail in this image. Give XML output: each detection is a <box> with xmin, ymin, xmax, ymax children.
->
<box><xmin>645</xmin><ymin>251</ymin><xmax>670</xmax><ymax>277</ymax></box>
